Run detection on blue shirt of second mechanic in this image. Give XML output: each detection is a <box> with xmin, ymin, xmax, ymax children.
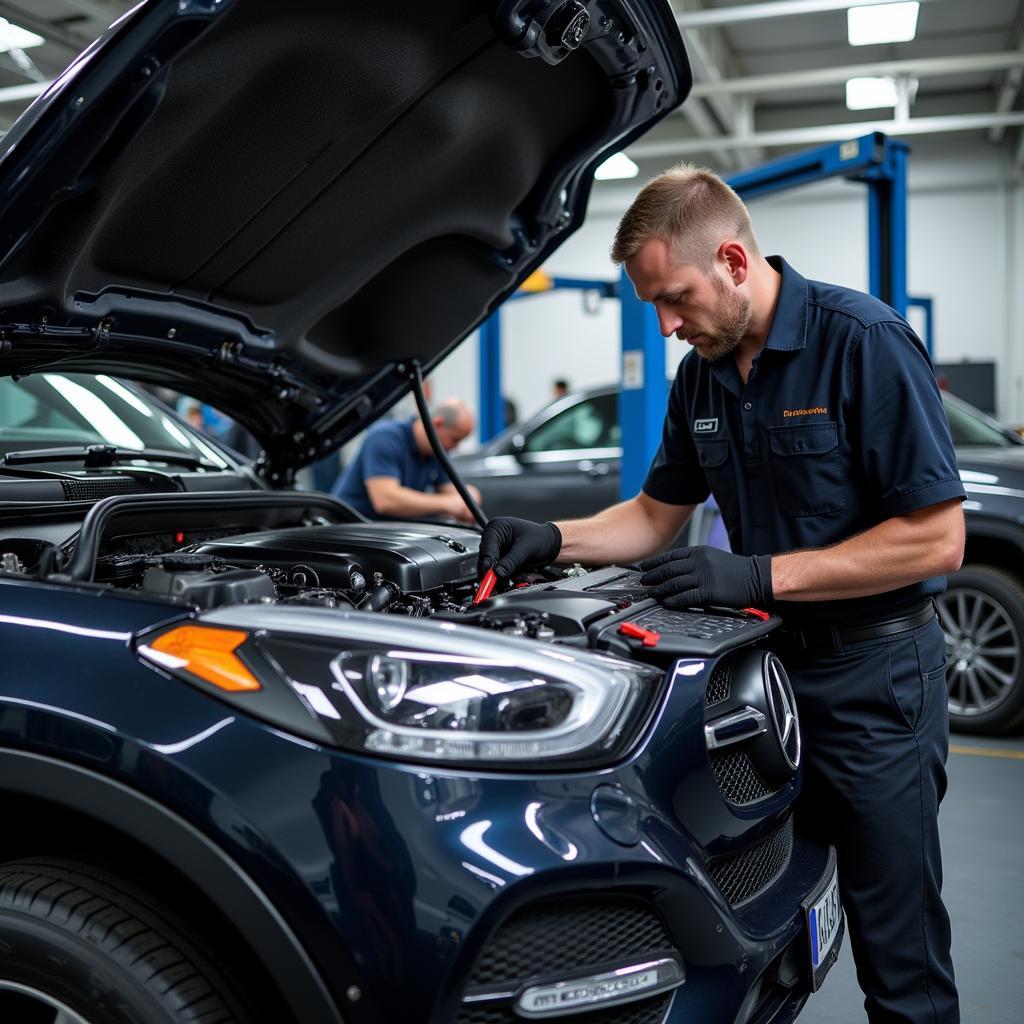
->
<box><xmin>332</xmin><ymin>417</ymin><xmax>443</xmax><ymax>519</ymax></box>
<box><xmin>643</xmin><ymin>256</ymin><xmax>966</xmax><ymax>629</ymax></box>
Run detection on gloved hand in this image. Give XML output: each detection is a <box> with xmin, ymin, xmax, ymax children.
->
<box><xmin>478</xmin><ymin>517</ymin><xmax>562</xmax><ymax>579</ymax></box>
<box><xmin>639</xmin><ymin>546</ymin><xmax>773</xmax><ymax>609</ymax></box>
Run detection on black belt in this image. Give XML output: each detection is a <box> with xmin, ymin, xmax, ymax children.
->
<box><xmin>775</xmin><ymin>601</ymin><xmax>936</xmax><ymax>653</ymax></box>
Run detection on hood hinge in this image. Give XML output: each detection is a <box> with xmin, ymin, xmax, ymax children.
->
<box><xmin>255</xmin><ymin>446</ymin><xmax>297</xmax><ymax>488</ymax></box>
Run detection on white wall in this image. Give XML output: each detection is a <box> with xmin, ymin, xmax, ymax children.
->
<box><xmin>428</xmin><ymin>137</ymin><xmax>1024</xmax><ymax>444</ymax></box>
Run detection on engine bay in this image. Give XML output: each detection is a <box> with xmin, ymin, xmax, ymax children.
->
<box><xmin>193</xmin><ymin>522</ymin><xmax>481</xmax><ymax>615</ymax></box>
<box><xmin>0</xmin><ymin>494</ymin><xmax>780</xmax><ymax>665</ymax></box>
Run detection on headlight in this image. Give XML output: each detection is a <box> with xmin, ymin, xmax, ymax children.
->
<box><xmin>135</xmin><ymin>606</ymin><xmax>664</xmax><ymax>769</ymax></box>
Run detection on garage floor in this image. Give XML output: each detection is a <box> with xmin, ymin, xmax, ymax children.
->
<box><xmin>799</xmin><ymin>732</ymin><xmax>1024</xmax><ymax>1023</ymax></box>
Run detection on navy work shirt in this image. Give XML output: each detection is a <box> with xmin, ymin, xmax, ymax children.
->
<box><xmin>643</xmin><ymin>256</ymin><xmax>966</xmax><ymax>628</ymax></box>
<box><xmin>332</xmin><ymin>417</ymin><xmax>443</xmax><ymax>519</ymax></box>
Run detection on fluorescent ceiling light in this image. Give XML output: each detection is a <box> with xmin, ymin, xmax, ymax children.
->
<box><xmin>848</xmin><ymin>2</ymin><xmax>920</xmax><ymax>46</ymax></box>
<box><xmin>595</xmin><ymin>152</ymin><xmax>639</xmax><ymax>180</ymax></box>
<box><xmin>0</xmin><ymin>18</ymin><xmax>44</xmax><ymax>52</ymax></box>
<box><xmin>846</xmin><ymin>76</ymin><xmax>899</xmax><ymax>109</ymax></box>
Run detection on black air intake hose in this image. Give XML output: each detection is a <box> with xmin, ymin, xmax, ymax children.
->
<box><xmin>358</xmin><ymin>579</ymin><xmax>401</xmax><ymax>612</ymax></box>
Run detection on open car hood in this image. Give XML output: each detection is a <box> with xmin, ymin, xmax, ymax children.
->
<box><xmin>0</xmin><ymin>0</ymin><xmax>689</xmax><ymax>482</ymax></box>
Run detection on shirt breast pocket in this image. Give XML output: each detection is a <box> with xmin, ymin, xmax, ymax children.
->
<box><xmin>695</xmin><ymin>439</ymin><xmax>737</xmax><ymax>524</ymax></box>
<box><xmin>769</xmin><ymin>422</ymin><xmax>847</xmax><ymax>516</ymax></box>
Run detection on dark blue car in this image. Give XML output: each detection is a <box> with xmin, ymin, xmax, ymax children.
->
<box><xmin>0</xmin><ymin>2</ymin><xmax>842</xmax><ymax>1022</ymax></box>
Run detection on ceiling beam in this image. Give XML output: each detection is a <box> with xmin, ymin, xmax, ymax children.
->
<box><xmin>630</xmin><ymin>111</ymin><xmax>1024</xmax><ymax>159</ymax></box>
<box><xmin>61</xmin><ymin>0</ymin><xmax>121</xmax><ymax>20</ymax></box>
<box><xmin>675</xmin><ymin>4</ymin><xmax>733</xmax><ymax>169</ymax></box>
<box><xmin>686</xmin><ymin>51</ymin><xmax>1024</xmax><ymax>99</ymax></box>
<box><xmin>732</xmin><ymin>96</ymin><xmax>763</xmax><ymax>166</ymax></box>
<box><xmin>683</xmin><ymin>6</ymin><xmax>763</xmax><ymax>166</ymax></box>
<box><xmin>678</xmin><ymin>90</ymin><xmax>739</xmax><ymax>169</ymax></box>
<box><xmin>989</xmin><ymin>10</ymin><xmax>1024</xmax><ymax>144</ymax></box>
<box><xmin>0</xmin><ymin>80</ymin><xmax>49</xmax><ymax>104</ymax></box>
<box><xmin>0</xmin><ymin>2</ymin><xmax>93</xmax><ymax>54</ymax></box>
<box><xmin>990</xmin><ymin>70</ymin><xmax>1024</xmax><ymax>144</ymax></box>
<box><xmin>676</xmin><ymin>0</ymin><xmax>943</xmax><ymax>30</ymax></box>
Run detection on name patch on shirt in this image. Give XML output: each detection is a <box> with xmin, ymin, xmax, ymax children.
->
<box><xmin>693</xmin><ymin>418</ymin><xmax>719</xmax><ymax>433</ymax></box>
<box><xmin>783</xmin><ymin>407</ymin><xmax>828</xmax><ymax>418</ymax></box>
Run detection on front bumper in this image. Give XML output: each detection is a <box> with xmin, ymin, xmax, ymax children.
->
<box><xmin>0</xmin><ymin>590</ymin><xmax>841</xmax><ymax>1023</ymax></box>
<box><xmin>207</xmin><ymin>722</ymin><xmax>836</xmax><ymax>1024</ymax></box>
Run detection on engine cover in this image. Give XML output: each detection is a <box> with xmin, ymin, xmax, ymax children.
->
<box><xmin>473</xmin><ymin>567</ymin><xmax>781</xmax><ymax>662</ymax></box>
<box><xmin>196</xmin><ymin>522</ymin><xmax>481</xmax><ymax>593</ymax></box>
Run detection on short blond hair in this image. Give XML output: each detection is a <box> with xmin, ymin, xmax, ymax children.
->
<box><xmin>610</xmin><ymin>163</ymin><xmax>759</xmax><ymax>273</ymax></box>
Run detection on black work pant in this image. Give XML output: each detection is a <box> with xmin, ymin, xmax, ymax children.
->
<box><xmin>772</xmin><ymin>616</ymin><xmax>959</xmax><ymax>1023</ymax></box>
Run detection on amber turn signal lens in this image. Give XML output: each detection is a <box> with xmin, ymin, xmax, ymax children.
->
<box><xmin>148</xmin><ymin>625</ymin><xmax>261</xmax><ymax>692</ymax></box>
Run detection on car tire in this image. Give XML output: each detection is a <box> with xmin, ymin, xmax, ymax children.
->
<box><xmin>0</xmin><ymin>858</ymin><xmax>252</xmax><ymax>1024</ymax></box>
<box><xmin>938</xmin><ymin>564</ymin><xmax>1024</xmax><ymax>735</ymax></box>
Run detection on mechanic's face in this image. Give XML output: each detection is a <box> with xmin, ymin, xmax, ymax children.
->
<box><xmin>626</xmin><ymin>237</ymin><xmax>751</xmax><ymax>362</ymax></box>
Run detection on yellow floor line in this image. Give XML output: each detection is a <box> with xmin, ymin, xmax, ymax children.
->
<box><xmin>949</xmin><ymin>744</ymin><xmax>1024</xmax><ymax>760</ymax></box>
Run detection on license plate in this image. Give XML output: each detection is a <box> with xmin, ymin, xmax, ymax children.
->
<box><xmin>803</xmin><ymin>847</ymin><xmax>843</xmax><ymax>991</ymax></box>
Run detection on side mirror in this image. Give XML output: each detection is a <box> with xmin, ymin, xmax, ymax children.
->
<box><xmin>509</xmin><ymin>433</ymin><xmax>526</xmax><ymax>455</ymax></box>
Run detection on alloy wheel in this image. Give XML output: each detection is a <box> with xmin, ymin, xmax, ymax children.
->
<box><xmin>937</xmin><ymin>588</ymin><xmax>1021</xmax><ymax>717</ymax></box>
<box><xmin>0</xmin><ymin>981</ymin><xmax>96</xmax><ymax>1024</ymax></box>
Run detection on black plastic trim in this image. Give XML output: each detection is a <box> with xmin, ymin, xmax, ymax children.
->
<box><xmin>0</xmin><ymin>747</ymin><xmax>345</xmax><ymax>1024</ymax></box>
<box><xmin>62</xmin><ymin>490</ymin><xmax>362</xmax><ymax>581</ymax></box>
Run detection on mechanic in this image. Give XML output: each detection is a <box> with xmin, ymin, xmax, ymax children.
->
<box><xmin>332</xmin><ymin>398</ymin><xmax>480</xmax><ymax>522</ymax></box>
<box><xmin>479</xmin><ymin>165</ymin><xmax>964</xmax><ymax>1023</ymax></box>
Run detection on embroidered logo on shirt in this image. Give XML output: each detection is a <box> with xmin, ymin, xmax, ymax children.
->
<box><xmin>693</xmin><ymin>418</ymin><xmax>718</xmax><ymax>433</ymax></box>
<box><xmin>782</xmin><ymin>407</ymin><xmax>828</xmax><ymax>418</ymax></box>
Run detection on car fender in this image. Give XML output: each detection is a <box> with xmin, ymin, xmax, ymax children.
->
<box><xmin>0</xmin><ymin>747</ymin><xmax>345</xmax><ymax>1024</ymax></box>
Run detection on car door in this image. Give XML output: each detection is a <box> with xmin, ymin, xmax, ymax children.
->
<box><xmin>485</xmin><ymin>392</ymin><xmax>621</xmax><ymax>520</ymax></box>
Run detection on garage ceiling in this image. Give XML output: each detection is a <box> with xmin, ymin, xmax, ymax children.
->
<box><xmin>0</xmin><ymin>0</ymin><xmax>1021</xmax><ymax>174</ymax></box>
<box><xmin>631</xmin><ymin>0</ymin><xmax>1024</xmax><ymax>172</ymax></box>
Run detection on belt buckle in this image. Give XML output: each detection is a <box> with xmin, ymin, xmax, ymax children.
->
<box><xmin>775</xmin><ymin>627</ymin><xmax>811</xmax><ymax>652</ymax></box>
<box><xmin>801</xmin><ymin>625</ymin><xmax>842</xmax><ymax>654</ymax></box>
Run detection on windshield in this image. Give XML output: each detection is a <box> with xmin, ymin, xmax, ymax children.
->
<box><xmin>942</xmin><ymin>393</ymin><xmax>1018</xmax><ymax>448</ymax></box>
<box><xmin>0</xmin><ymin>374</ymin><xmax>231</xmax><ymax>469</ymax></box>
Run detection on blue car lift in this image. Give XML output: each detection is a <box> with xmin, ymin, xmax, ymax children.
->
<box><xmin>477</xmin><ymin>273</ymin><xmax>618</xmax><ymax>442</ymax></box>
<box><xmin>479</xmin><ymin>131</ymin><xmax>926</xmax><ymax>500</ymax></box>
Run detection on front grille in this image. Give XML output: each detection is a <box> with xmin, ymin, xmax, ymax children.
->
<box><xmin>456</xmin><ymin>994</ymin><xmax>672</xmax><ymax>1024</ymax></box>
<box><xmin>457</xmin><ymin>896</ymin><xmax>675</xmax><ymax>1024</ymax></box>
<box><xmin>465</xmin><ymin>896</ymin><xmax>672</xmax><ymax>986</ymax></box>
<box><xmin>61</xmin><ymin>475</ymin><xmax>177</xmax><ymax>501</ymax></box>
<box><xmin>705</xmin><ymin>659</ymin><xmax>732</xmax><ymax>706</ymax></box>
<box><xmin>709</xmin><ymin>748</ymin><xmax>780</xmax><ymax>806</ymax></box>
<box><xmin>707</xmin><ymin>816</ymin><xmax>794</xmax><ymax>907</ymax></box>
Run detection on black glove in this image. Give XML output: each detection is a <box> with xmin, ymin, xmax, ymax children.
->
<box><xmin>639</xmin><ymin>546</ymin><xmax>773</xmax><ymax>609</ymax></box>
<box><xmin>478</xmin><ymin>517</ymin><xmax>562</xmax><ymax>579</ymax></box>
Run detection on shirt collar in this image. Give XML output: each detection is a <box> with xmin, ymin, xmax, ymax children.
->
<box><xmin>762</xmin><ymin>255</ymin><xmax>808</xmax><ymax>352</ymax></box>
